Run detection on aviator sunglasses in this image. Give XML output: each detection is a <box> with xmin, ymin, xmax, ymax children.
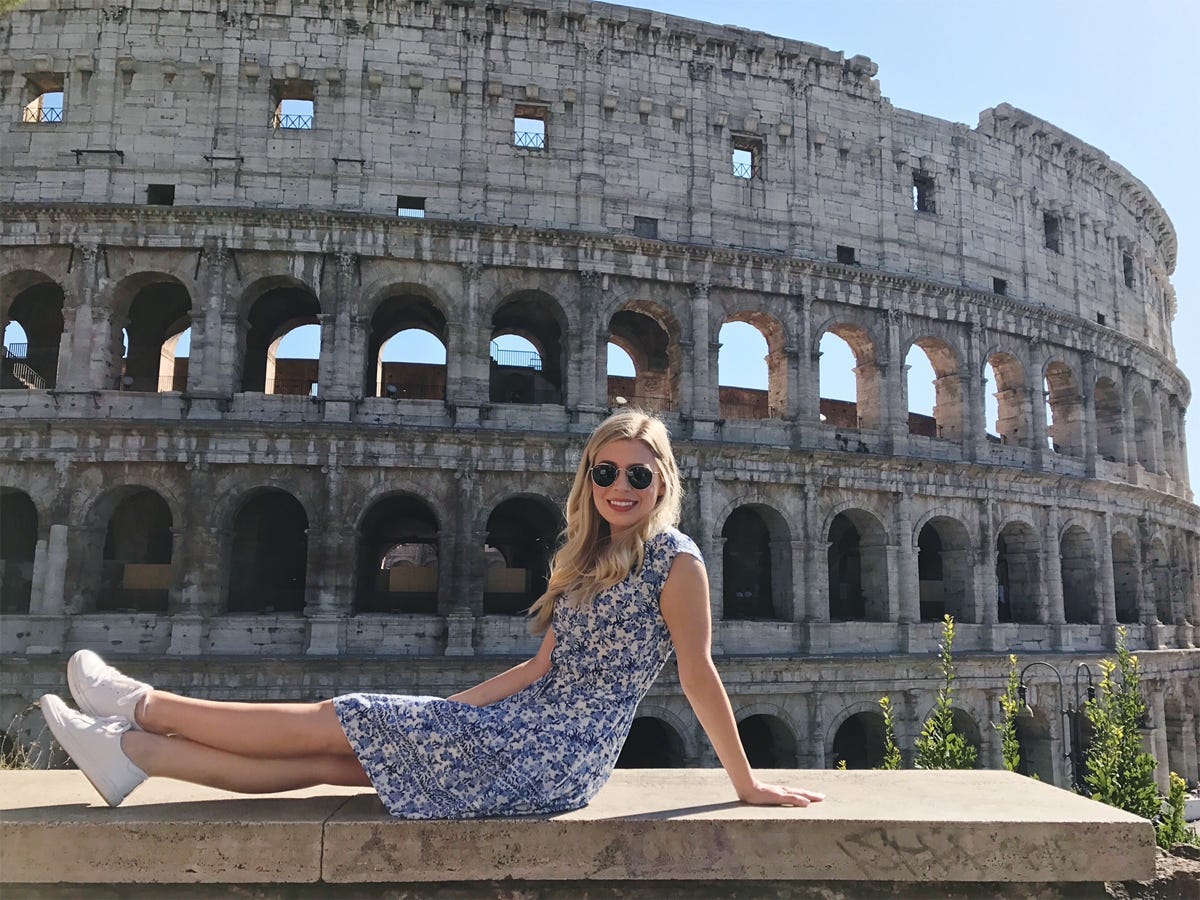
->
<box><xmin>588</xmin><ymin>463</ymin><xmax>657</xmax><ymax>490</ymax></box>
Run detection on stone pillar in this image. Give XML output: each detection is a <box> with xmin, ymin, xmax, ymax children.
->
<box><xmin>1148</xmin><ymin>382</ymin><xmax>1166</xmax><ymax>475</ymax></box>
<box><xmin>1172</xmin><ymin>403</ymin><xmax>1191</xmax><ymax>494</ymax></box>
<box><xmin>27</xmin><ymin>536</ymin><xmax>48</xmax><ymax>615</ymax></box>
<box><xmin>1136</xmin><ymin>517</ymin><xmax>1157</xmax><ymax>629</ymax></box>
<box><xmin>801</xmin><ymin>483</ymin><xmax>828</xmax><ymax>656</ymax></box>
<box><xmin>1119</xmin><ymin>366</ymin><xmax>1138</xmax><ymax>470</ymax></box>
<box><xmin>1081</xmin><ymin>352</ymin><xmax>1098</xmax><ymax>476</ymax></box>
<box><xmin>575</xmin><ymin>270</ymin><xmax>604</xmax><ymax>419</ymax></box>
<box><xmin>445</xmin><ymin>466</ymin><xmax>478</xmax><ymax>655</ymax></box>
<box><xmin>320</xmin><ymin>252</ymin><xmax>360</xmax><ymax>412</ymax></box>
<box><xmin>964</xmin><ymin>322</ymin><xmax>988</xmax><ymax>461</ymax></box>
<box><xmin>686</xmin><ymin>60</ymin><xmax>715</xmax><ymax>243</ymax></box>
<box><xmin>688</xmin><ymin>282</ymin><xmax>716</xmax><ymax>431</ymax></box>
<box><xmin>189</xmin><ymin>241</ymin><xmax>235</xmax><ymax>400</ymax></box>
<box><xmin>793</xmin><ymin>292</ymin><xmax>816</xmax><ymax>440</ymax></box>
<box><xmin>788</xmin><ymin>538</ymin><xmax>806</xmax><ymax>626</ymax></box>
<box><xmin>1149</xmin><ymin>686</ymin><xmax>1170</xmax><ymax>792</ymax></box>
<box><xmin>1043</xmin><ymin>505</ymin><xmax>1066</xmax><ymax>632</ymax></box>
<box><xmin>57</xmin><ymin>243</ymin><xmax>109</xmax><ymax>392</ymax></box>
<box><xmin>895</xmin><ymin>492</ymin><xmax>919</xmax><ymax>630</ymax></box>
<box><xmin>1177</xmin><ymin>712</ymin><xmax>1198</xmax><ymax>785</ymax></box>
<box><xmin>457</xmin><ymin>16</ymin><xmax>489</xmax><ymax>219</ymax></box>
<box><xmin>30</xmin><ymin>523</ymin><xmax>68</xmax><ymax>617</ymax></box>
<box><xmin>882</xmin><ymin>308</ymin><xmax>907</xmax><ymax>453</ymax></box>
<box><xmin>809</xmin><ymin>692</ymin><xmax>826</xmax><ymax>769</ymax></box>
<box><xmin>1028</xmin><ymin>340</ymin><xmax>1048</xmax><ymax>470</ymax></box>
<box><xmin>449</xmin><ymin>263</ymin><xmax>485</xmax><ymax>422</ymax></box>
<box><xmin>306</xmin><ymin>463</ymin><xmax>349</xmax><ymax>655</ymax></box>
<box><xmin>1096</xmin><ymin>512</ymin><xmax>1119</xmax><ymax>648</ymax></box>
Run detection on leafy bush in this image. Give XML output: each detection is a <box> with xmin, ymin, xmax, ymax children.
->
<box><xmin>1157</xmin><ymin>772</ymin><xmax>1200</xmax><ymax>850</ymax></box>
<box><xmin>878</xmin><ymin>696</ymin><xmax>902</xmax><ymax>770</ymax></box>
<box><xmin>913</xmin><ymin>615</ymin><xmax>978</xmax><ymax>770</ymax></box>
<box><xmin>992</xmin><ymin>653</ymin><xmax>1021</xmax><ymax>773</ymax></box>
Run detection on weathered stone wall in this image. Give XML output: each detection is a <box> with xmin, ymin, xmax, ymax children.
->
<box><xmin>0</xmin><ymin>0</ymin><xmax>1197</xmax><ymax>791</ymax></box>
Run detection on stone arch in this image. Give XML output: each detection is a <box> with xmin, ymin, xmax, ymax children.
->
<box><xmin>489</xmin><ymin>290</ymin><xmax>568</xmax><ymax>406</ymax></box>
<box><xmin>1059</xmin><ymin>523</ymin><xmax>1098</xmax><ymax>624</ymax></box>
<box><xmin>0</xmin><ymin>488</ymin><xmax>38</xmax><ymax>614</ymax></box>
<box><xmin>365</xmin><ymin>285</ymin><xmax>448</xmax><ymax>400</ymax></box>
<box><xmin>1131</xmin><ymin>390</ymin><xmax>1155</xmax><ymax>470</ymax></box>
<box><xmin>915</xmin><ymin>514</ymin><xmax>975</xmax><ymax>623</ymax></box>
<box><xmin>89</xmin><ymin>486</ymin><xmax>174</xmax><ymax>613</ymax></box>
<box><xmin>482</xmin><ymin>494</ymin><xmax>563</xmax><ymax>615</ymax></box>
<box><xmin>1147</xmin><ymin>536</ymin><xmax>1172</xmax><ymax>624</ymax></box>
<box><xmin>1014</xmin><ymin>705</ymin><xmax>1055</xmax><ymax>783</ymax></box>
<box><xmin>737</xmin><ymin>712</ymin><xmax>799</xmax><ymax>767</ymax></box>
<box><xmin>1111</xmin><ymin>529</ymin><xmax>1140</xmax><ymax>624</ymax></box>
<box><xmin>815</xmin><ymin>320</ymin><xmax>883</xmax><ymax>430</ymax></box>
<box><xmin>615</xmin><ymin>716</ymin><xmax>687</xmax><ymax>768</ymax></box>
<box><xmin>240</xmin><ymin>277</ymin><xmax>322</xmax><ymax>395</ymax></box>
<box><xmin>225</xmin><ymin>487</ymin><xmax>310</xmax><ymax>614</ymax></box>
<box><xmin>718</xmin><ymin>309</ymin><xmax>788</xmax><ymax>420</ymax></box>
<box><xmin>826</xmin><ymin>507</ymin><xmax>889</xmax><ymax>622</ymax></box>
<box><xmin>1044</xmin><ymin>360</ymin><xmax>1084</xmax><ymax>457</ymax></box>
<box><xmin>904</xmin><ymin>334</ymin><xmax>965</xmax><ymax>439</ymax></box>
<box><xmin>996</xmin><ymin>519</ymin><xmax>1040</xmax><ymax>624</ymax></box>
<box><xmin>1093</xmin><ymin>376</ymin><xmax>1124</xmax><ymax>462</ymax></box>
<box><xmin>1</xmin><ymin>270</ymin><xmax>64</xmax><ymax>390</ymax></box>
<box><xmin>983</xmin><ymin>349</ymin><xmax>1030</xmax><ymax>447</ymax></box>
<box><xmin>913</xmin><ymin>704</ymin><xmax>984</xmax><ymax>764</ymax></box>
<box><xmin>606</xmin><ymin>300</ymin><xmax>681</xmax><ymax>412</ymax></box>
<box><xmin>829</xmin><ymin>702</ymin><xmax>888</xmax><ymax>769</ymax></box>
<box><xmin>355</xmin><ymin>492</ymin><xmax>441</xmax><ymax>615</ymax></box>
<box><xmin>720</xmin><ymin>502</ymin><xmax>792</xmax><ymax>621</ymax></box>
<box><xmin>111</xmin><ymin>272</ymin><xmax>193</xmax><ymax>393</ymax></box>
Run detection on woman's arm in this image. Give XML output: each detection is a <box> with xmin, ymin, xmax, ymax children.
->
<box><xmin>447</xmin><ymin>627</ymin><xmax>556</xmax><ymax>707</ymax></box>
<box><xmin>660</xmin><ymin>554</ymin><xmax>824</xmax><ymax>808</ymax></box>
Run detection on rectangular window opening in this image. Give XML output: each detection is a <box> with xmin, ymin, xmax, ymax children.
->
<box><xmin>1096</xmin><ymin>312</ymin><xmax>1107</xmax><ymax>326</ymax></box>
<box><xmin>146</xmin><ymin>184</ymin><xmax>175</xmax><ymax>206</ymax></box>
<box><xmin>22</xmin><ymin>74</ymin><xmax>64</xmax><ymax>124</ymax></box>
<box><xmin>271</xmin><ymin>80</ymin><xmax>315</xmax><ymax>130</ymax></box>
<box><xmin>514</xmin><ymin>104</ymin><xmax>547</xmax><ymax>149</ymax></box>
<box><xmin>731</xmin><ymin>135</ymin><xmax>763</xmax><ymax>179</ymax></box>
<box><xmin>992</xmin><ymin>277</ymin><xmax>1007</xmax><ymax>296</ymax></box>
<box><xmin>1122</xmin><ymin>252</ymin><xmax>1135</xmax><ymax>288</ymax></box>
<box><xmin>1043</xmin><ymin>212</ymin><xmax>1061</xmax><ymax>254</ymax></box>
<box><xmin>633</xmin><ymin>216</ymin><xmax>658</xmax><ymax>239</ymax></box>
<box><xmin>912</xmin><ymin>171</ymin><xmax>936</xmax><ymax>213</ymax></box>
<box><xmin>836</xmin><ymin>245</ymin><xmax>857</xmax><ymax>265</ymax></box>
<box><xmin>397</xmin><ymin>195</ymin><xmax>426</xmax><ymax>218</ymax></box>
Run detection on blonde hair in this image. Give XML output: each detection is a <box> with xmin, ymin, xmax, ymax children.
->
<box><xmin>528</xmin><ymin>409</ymin><xmax>683</xmax><ymax>633</ymax></box>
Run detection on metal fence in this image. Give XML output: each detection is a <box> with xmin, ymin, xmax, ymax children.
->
<box><xmin>4</xmin><ymin>343</ymin><xmax>28</xmax><ymax>358</ymax></box>
<box><xmin>490</xmin><ymin>346</ymin><xmax>543</xmax><ymax>370</ymax></box>
<box><xmin>22</xmin><ymin>106</ymin><xmax>62</xmax><ymax>123</ymax></box>
<box><xmin>513</xmin><ymin>130</ymin><xmax>546</xmax><ymax>149</ymax></box>
<box><xmin>272</xmin><ymin>113</ymin><xmax>313</xmax><ymax>129</ymax></box>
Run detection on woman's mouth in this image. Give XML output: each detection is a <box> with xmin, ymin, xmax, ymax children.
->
<box><xmin>607</xmin><ymin>499</ymin><xmax>637</xmax><ymax>511</ymax></box>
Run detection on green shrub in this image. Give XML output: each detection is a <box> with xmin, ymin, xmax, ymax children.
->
<box><xmin>913</xmin><ymin>615</ymin><xmax>978</xmax><ymax>770</ymax></box>
<box><xmin>878</xmin><ymin>696</ymin><xmax>902</xmax><ymax>770</ymax></box>
<box><xmin>992</xmin><ymin>653</ymin><xmax>1021</xmax><ymax>773</ymax></box>
<box><xmin>1156</xmin><ymin>772</ymin><xmax>1199</xmax><ymax>850</ymax></box>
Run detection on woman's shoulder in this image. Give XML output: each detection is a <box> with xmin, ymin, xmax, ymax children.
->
<box><xmin>645</xmin><ymin>527</ymin><xmax>704</xmax><ymax>565</ymax></box>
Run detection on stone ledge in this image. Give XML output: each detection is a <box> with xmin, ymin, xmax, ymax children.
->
<box><xmin>0</xmin><ymin>770</ymin><xmax>1155</xmax><ymax>887</ymax></box>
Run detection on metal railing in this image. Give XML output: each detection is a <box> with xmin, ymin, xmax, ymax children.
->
<box><xmin>271</xmin><ymin>113</ymin><xmax>313</xmax><ymax>129</ymax></box>
<box><xmin>9</xmin><ymin>361</ymin><xmax>45</xmax><ymax>389</ymax></box>
<box><xmin>513</xmin><ymin>130</ymin><xmax>546</xmax><ymax>149</ymax></box>
<box><xmin>4</xmin><ymin>343</ymin><xmax>28</xmax><ymax>358</ymax></box>
<box><xmin>490</xmin><ymin>346</ymin><xmax>543</xmax><ymax>370</ymax></box>
<box><xmin>733</xmin><ymin>160</ymin><xmax>761</xmax><ymax>179</ymax></box>
<box><xmin>22</xmin><ymin>106</ymin><xmax>62</xmax><ymax>124</ymax></box>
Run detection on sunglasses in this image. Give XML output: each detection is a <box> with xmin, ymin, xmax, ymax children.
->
<box><xmin>588</xmin><ymin>463</ymin><xmax>657</xmax><ymax>490</ymax></box>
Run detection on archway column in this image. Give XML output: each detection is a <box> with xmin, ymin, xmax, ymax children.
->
<box><xmin>1120</xmin><ymin>366</ymin><xmax>1138</xmax><ymax>471</ymax></box>
<box><xmin>965</xmin><ymin>323</ymin><xmax>988</xmax><ymax>460</ymax></box>
<box><xmin>30</xmin><ymin>523</ymin><xmax>68</xmax><ymax>618</ymax></box>
<box><xmin>449</xmin><ymin>263</ymin><xmax>486</xmax><ymax>421</ymax></box>
<box><xmin>1096</xmin><ymin>512</ymin><xmax>1119</xmax><ymax>646</ymax></box>
<box><xmin>445</xmin><ymin>467</ymin><xmax>479</xmax><ymax>655</ymax></box>
<box><xmin>895</xmin><ymin>493</ymin><xmax>919</xmax><ymax>630</ymax></box>
<box><xmin>27</xmin><ymin>533</ymin><xmax>49</xmax><ymax>615</ymax></box>
<box><xmin>808</xmin><ymin>692</ymin><xmax>826</xmax><ymax>769</ymax></box>
<box><xmin>1042</xmin><ymin>506</ymin><xmax>1066</xmax><ymax>637</ymax></box>
<box><xmin>1081</xmin><ymin>353</ymin><xmax>1099</xmax><ymax>475</ymax></box>
<box><xmin>882</xmin><ymin>310</ymin><xmax>908</xmax><ymax>453</ymax></box>
<box><xmin>318</xmin><ymin>252</ymin><xmax>359</xmax><ymax>413</ymax></box>
<box><xmin>789</xmin><ymin>291</ymin><xmax>812</xmax><ymax>432</ymax></box>
<box><xmin>687</xmin><ymin>282</ymin><xmax>717</xmax><ymax>434</ymax></box>
<box><xmin>573</xmin><ymin>270</ymin><xmax>604</xmax><ymax>419</ymax></box>
<box><xmin>1135</xmin><ymin>521</ymin><xmax>1157</xmax><ymax>627</ymax></box>
<box><xmin>168</xmin><ymin>522</ymin><xmax>227</xmax><ymax>655</ymax></box>
<box><xmin>1148</xmin><ymin>382</ymin><xmax>1166</xmax><ymax>474</ymax></box>
<box><xmin>977</xmin><ymin>500</ymin><xmax>999</xmax><ymax>629</ymax></box>
<box><xmin>187</xmin><ymin>242</ymin><xmax>234</xmax><ymax>401</ymax></box>
<box><xmin>1028</xmin><ymin>340</ymin><xmax>1048</xmax><ymax>470</ymax></box>
<box><xmin>1148</xmin><ymin>685</ymin><xmax>1170</xmax><ymax>792</ymax></box>
<box><xmin>56</xmin><ymin>244</ymin><xmax>108</xmax><ymax>392</ymax></box>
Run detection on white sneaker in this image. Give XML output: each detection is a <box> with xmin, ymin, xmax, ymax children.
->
<box><xmin>40</xmin><ymin>694</ymin><xmax>147</xmax><ymax>808</ymax></box>
<box><xmin>67</xmin><ymin>649</ymin><xmax>151</xmax><ymax>730</ymax></box>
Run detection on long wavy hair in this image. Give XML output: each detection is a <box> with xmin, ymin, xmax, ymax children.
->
<box><xmin>528</xmin><ymin>409</ymin><xmax>683</xmax><ymax>633</ymax></box>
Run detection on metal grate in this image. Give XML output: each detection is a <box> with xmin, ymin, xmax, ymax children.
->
<box><xmin>4</xmin><ymin>343</ymin><xmax>28</xmax><ymax>358</ymax></box>
<box><xmin>272</xmin><ymin>113</ymin><xmax>313</xmax><ymax>130</ymax></box>
<box><xmin>514</xmin><ymin>130</ymin><xmax>546</xmax><ymax>149</ymax></box>
<box><xmin>22</xmin><ymin>106</ymin><xmax>62</xmax><ymax>123</ymax></box>
<box><xmin>490</xmin><ymin>344</ymin><xmax>543</xmax><ymax>370</ymax></box>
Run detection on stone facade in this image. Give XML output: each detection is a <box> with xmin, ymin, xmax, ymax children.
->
<box><xmin>1</xmin><ymin>0</ymin><xmax>1197</xmax><ymax>790</ymax></box>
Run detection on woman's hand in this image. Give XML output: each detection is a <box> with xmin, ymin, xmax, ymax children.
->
<box><xmin>737</xmin><ymin>779</ymin><xmax>826</xmax><ymax>808</ymax></box>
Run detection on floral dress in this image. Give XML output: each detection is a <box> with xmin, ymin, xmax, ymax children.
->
<box><xmin>333</xmin><ymin>527</ymin><xmax>702</xmax><ymax>819</ymax></box>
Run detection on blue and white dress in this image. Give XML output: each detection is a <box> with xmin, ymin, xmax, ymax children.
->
<box><xmin>334</xmin><ymin>527</ymin><xmax>702</xmax><ymax>819</ymax></box>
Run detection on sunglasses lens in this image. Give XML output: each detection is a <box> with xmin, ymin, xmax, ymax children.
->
<box><xmin>627</xmin><ymin>466</ymin><xmax>654</xmax><ymax>490</ymax></box>
<box><xmin>590</xmin><ymin>464</ymin><xmax>618</xmax><ymax>487</ymax></box>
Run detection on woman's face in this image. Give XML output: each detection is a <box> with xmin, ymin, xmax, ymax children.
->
<box><xmin>589</xmin><ymin>438</ymin><xmax>664</xmax><ymax>536</ymax></box>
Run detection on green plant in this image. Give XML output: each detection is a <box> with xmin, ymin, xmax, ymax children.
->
<box><xmin>1</xmin><ymin>704</ymin><xmax>55</xmax><ymax>771</ymax></box>
<box><xmin>992</xmin><ymin>653</ymin><xmax>1021</xmax><ymax>773</ymax></box>
<box><xmin>1156</xmin><ymin>772</ymin><xmax>1200</xmax><ymax>850</ymax></box>
<box><xmin>913</xmin><ymin>615</ymin><xmax>978</xmax><ymax>770</ymax></box>
<box><xmin>878</xmin><ymin>696</ymin><xmax>902</xmax><ymax>770</ymax></box>
<box><xmin>0</xmin><ymin>0</ymin><xmax>28</xmax><ymax>15</ymax></box>
<box><xmin>1083</xmin><ymin>628</ymin><xmax>1160</xmax><ymax>822</ymax></box>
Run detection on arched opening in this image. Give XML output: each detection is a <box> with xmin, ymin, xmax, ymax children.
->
<box><xmin>827</xmin><ymin>510</ymin><xmax>888</xmax><ymax>622</ymax></box>
<box><xmin>242</xmin><ymin>286</ymin><xmax>321</xmax><ymax>395</ymax></box>
<box><xmin>490</xmin><ymin>293</ymin><xmax>564</xmax><ymax>405</ymax></box>
<box><xmin>1093</xmin><ymin>377</ymin><xmax>1124</xmax><ymax>462</ymax></box>
<box><xmin>99</xmin><ymin>489</ymin><xmax>173</xmax><ymax>613</ymax></box>
<box><xmin>721</xmin><ymin>506</ymin><xmax>788</xmax><ymax>620</ymax></box>
<box><xmin>118</xmin><ymin>278</ymin><xmax>191</xmax><ymax>392</ymax></box>
<box><xmin>367</xmin><ymin>294</ymin><xmax>447</xmax><ymax>400</ymax></box>
<box><xmin>606</xmin><ymin>304</ymin><xmax>679</xmax><ymax>412</ymax></box>
<box><xmin>1014</xmin><ymin>707</ymin><xmax>1055</xmax><ymax>783</ymax></box>
<box><xmin>832</xmin><ymin>710</ymin><xmax>887</xmax><ymax>769</ymax></box>
<box><xmin>483</xmin><ymin>497</ymin><xmax>562</xmax><ymax>615</ymax></box>
<box><xmin>738</xmin><ymin>714</ymin><xmax>797</xmax><ymax>767</ymax></box>
<box><xmin>1131</xmin><ymin>391</ymin><xmax>1155</xmax><ymax>470</ymax></box>
<box><xmin>227</xmin><ymin>490</ymin><xmax>308</xmax><ymax>613</ymax></box>
<box><xmin>356</xmin><ymin>495</ymin><xmax>439</xmax><ymax>614</ymax></box>
<box><xmin>984</xmin><ymin>352</ymin><xmax>1029</xmax><ymax>447</ymax></box>
<box><xmin>1044</xmin><ymin>362</ymin><xmax>1083</xmax><ymax>456</ymax></box>
<box><xmin>906</xmin><ymin>337</ymin><xmax>963</xmax><ymax>439</ymax></box>
<box><xmin>615</xmin><ymin>717</ymin><xmax>686</xmax><ymax>768</ymax></box>
<box><xmin>918</xmin><ymin>517</ymin><xmax>974</xmax><ymax>623</ymax></box>
<box><xmin>0</xmin><ymin>489</ymin><xmax>38</xmax><ymax>614</ymax></box>
<box><xmin>1111</xmin><ymin>532</ymin><xmax>1139</xmax><ymax>624</ymax></box>
<box><xmin>1148</xmin><ymin>538</ymin><xmax>1172</xmax><ymax>624</ymax></box>
<box><xmin>996</xmin><ymin>522</ymin><xmax>1039</xmax><ymax>624</ymax></box>
<box><xmin>2</xmin><ymin>277</ymin><xmax>64</xmax><ymax>390</ymax></box>
<box><xmin>718</xmin><ymin>314</ymin><xmax>785</xmax><ymax>420</ymax></box>
<box><xmin>819</xmin><ymin>326</ymin><xmax>880</xmax><ymax>430</ymax></box>
<box><xmin>1060</xmin><ymin>525</ymin><xmax>1097</xmax><ymax>624</ymax></box>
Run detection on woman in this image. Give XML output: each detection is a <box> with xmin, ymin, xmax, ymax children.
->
<box><xmin>41</xmin><ymin>410</ymin><xmax>824</xmax><ymax>815</ymax></box>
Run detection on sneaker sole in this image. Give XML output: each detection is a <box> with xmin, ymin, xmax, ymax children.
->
<box><xmin>40</xmin><ymin>695</ymin><xmax>130</xmax><ymax>808</ymax></box>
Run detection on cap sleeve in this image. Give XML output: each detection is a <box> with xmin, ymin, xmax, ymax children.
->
<box><xmin>641</xmin><ymin>528</ymin><xmax>704</xmax><ymax>593</ymax></box>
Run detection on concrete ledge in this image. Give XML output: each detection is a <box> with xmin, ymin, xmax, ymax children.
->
<box><xmin>0</xmin><ymin>770</ymin><xmax>1155</xmax><ymax>888</ymax></box>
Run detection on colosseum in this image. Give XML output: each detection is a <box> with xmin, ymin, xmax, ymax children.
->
<box><xmin>1</xmin><ymin>0</ymin><xmax>1197</xmax><ymax>791</ymax></box>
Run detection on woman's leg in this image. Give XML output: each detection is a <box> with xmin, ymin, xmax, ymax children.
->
<box><xmin>123</xmin><ymin>731</ymin><xmax>372</xmax><ymax>793</ymax></box>
<box><xmin>137</xmin><ymin>694</ymin><xmax>357</xmax><ymax>760</ymax></box>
